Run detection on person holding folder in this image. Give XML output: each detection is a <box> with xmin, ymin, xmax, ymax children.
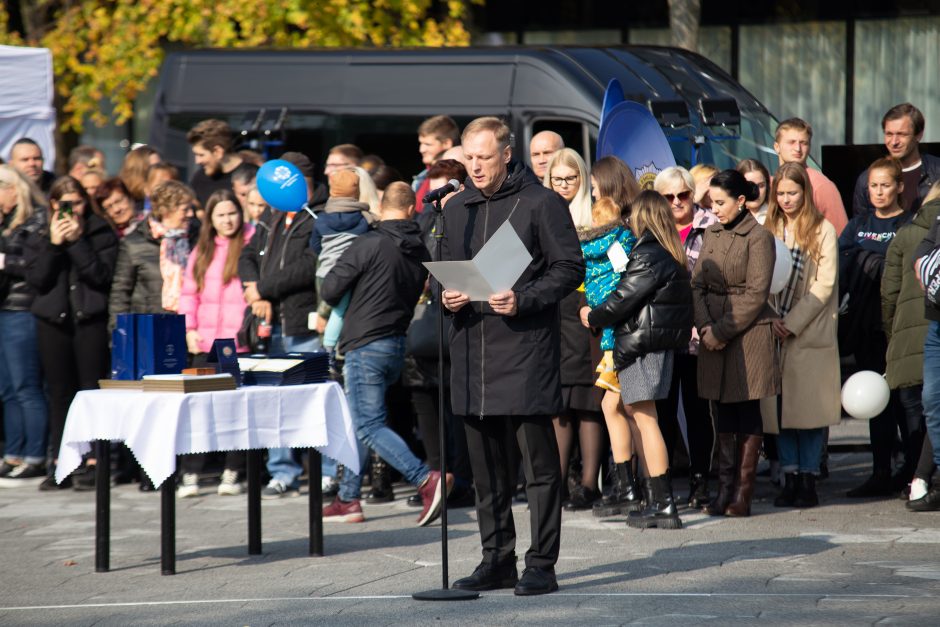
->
<box><xmin>440</xmin><ymin>116</ymin><xmax>584</xmax><ymax>596</ymax></box>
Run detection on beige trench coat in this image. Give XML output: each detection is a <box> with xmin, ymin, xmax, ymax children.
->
<box><xmin>691</xmin><ymin>212</ymin><xmax>780</xmax><ymax>403</ymax></box>
<box><xmin>774</xmin><ymin>220</ymin><xmax>842</xmax><ymax>430</ymax></box>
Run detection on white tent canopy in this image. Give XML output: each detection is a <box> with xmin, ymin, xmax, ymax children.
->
<box><xmin>0</xmin><ymin>45</ymin><xmax>56</xmax><ymax>165</ymax></box>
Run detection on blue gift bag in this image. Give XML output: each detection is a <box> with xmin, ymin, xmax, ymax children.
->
<box><xmin>111</xmin><ymin>313</ymin><xmax>137</xmax><ymax>380</ymax></box>
<box><xmin>135</xmin><ymin>314</ymin><xmax>187</xmax><ymax>377</ymax></box>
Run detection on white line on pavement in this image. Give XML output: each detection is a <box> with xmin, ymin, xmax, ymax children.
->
<box><xmin>0</xmin><ymin>592</ymin><xmax>919</xmax><ymax>611</ymax></box>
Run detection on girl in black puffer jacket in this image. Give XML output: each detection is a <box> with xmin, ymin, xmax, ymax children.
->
<box><xmin>588</xmin><ymin>190</ymin><xmax>693</xmax><ymax>530</ymax></box>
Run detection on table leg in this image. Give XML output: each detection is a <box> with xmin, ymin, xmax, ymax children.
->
<box><xmin>94</xmin><ymin>439</ymin><xmax>110</xmax><ymax>573</ymax></box>
<box><xmin>246</xmin><ymin>450</ymin><xmax>262</xmax><ymax>555</ymax></box>
<box><xmin>309</xmin><ymin>448</ymin><xmax>323</xmax><ymax>557</ymax></box>
<box><xmin>160</xmin><ymin>473</ymin><xmax>175</xmax><ymax>575</ymax></box>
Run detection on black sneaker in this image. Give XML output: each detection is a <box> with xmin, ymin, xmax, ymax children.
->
<box><xmin>0</xmin><ymin>461</ymin><xmax>20</xmax><ymax>477</ymax></box>
<box><xmin>72</xmin><ymin>466</ymin><xmax>96</xmax><ymax>491</ymax></box>
<box><xmin>7</xmin><ymin>463</ymin><xmax>46</xmax><ymax>479</ymax></box>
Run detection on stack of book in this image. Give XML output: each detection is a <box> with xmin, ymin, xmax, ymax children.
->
<box><xmin>141</xmin><ymin>374</ymin><xmax>237</xmax><ymax>393</ymax></box>
<box><xmin>98</xmin><ymin>379</ymin><xmax>144</xmax><ymax>390</ymax></box>
<box><xmin>237</xmin><ymin>352</ymin><xmax>331</xmax><ymax>386</ymax></box>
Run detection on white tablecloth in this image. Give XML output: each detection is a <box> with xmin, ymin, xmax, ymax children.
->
<box><xmin>56</xmin><ymin>382</ymin><xmax>359</xmax><ymax>488</ymax></box>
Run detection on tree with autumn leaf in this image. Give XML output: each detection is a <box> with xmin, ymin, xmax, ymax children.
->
<box><xmin>0</xmin><ymin>0</ymin><xmax>479</xmax><ymax>147</ymax></box>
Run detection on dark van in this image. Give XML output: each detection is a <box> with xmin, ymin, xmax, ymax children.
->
<box><xmin>149</xmin><ymin>46</ymin><xmax>787</xmax><ymax>179</ymax></box>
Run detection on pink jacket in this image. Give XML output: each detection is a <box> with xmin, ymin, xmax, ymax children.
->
<box><xmin>179</xmin><ymin>225</ymin><xmax>254</xmax><ymax>353</ymax></box>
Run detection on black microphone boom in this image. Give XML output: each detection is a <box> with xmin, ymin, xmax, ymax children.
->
<box><xmin>423</xmin><ymin>179</ymin><xmax>460</xmax><ymax>204</ymax></box>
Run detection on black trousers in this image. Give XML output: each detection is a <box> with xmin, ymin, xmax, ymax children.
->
<box><xmin>856</xmin><ymin>336</ymin><xmax>906</xmax><ymax>474</ymax></box>
<box><xmin>463</xmin><ymin>415</ymin><xmax>561</xmax><ymax>570</ymax></box>
<box><xmin>714</xmin><ymin>399</ymin><xmax>763</xmax><ymax>435</ymax></box>
<box><xmin>656</xmin><ymin>353</ymin><xmax>714</xmax><ymax>474</ymax></box>
<box><xmin>411</xmin><ymin>387</ymin><xmax>473</xmax><ymax>484</ymax></box>
<box><xmin>36</xmin><ymin>317</ymin><xmax>109</xmax><ymax>459</ymax></box>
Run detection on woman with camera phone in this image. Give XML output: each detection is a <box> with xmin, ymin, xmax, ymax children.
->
<box><xmin>24</xmin><ymin>176</ymin><xmax>118</xmax><ymax>490</ymax></box>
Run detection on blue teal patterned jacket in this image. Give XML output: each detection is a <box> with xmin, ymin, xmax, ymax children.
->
<box><xmin>580</xmin><ymin>220</ymin><xmax>637</xmax><ymax>350</ymax></box>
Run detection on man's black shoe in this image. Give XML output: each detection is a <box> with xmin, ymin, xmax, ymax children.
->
<box><xmin>514</xmin><ymin>566</ymin><xmax>558</xmax><ymax>596</ymax></box>
<box><xmin>452</xmin><ymin>561</ymin><xmax>518</xmax><ymax>591</ymax></box>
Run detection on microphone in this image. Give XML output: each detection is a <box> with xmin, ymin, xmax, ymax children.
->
<box><xmin>423</xmin><ymin>179</ymin><xmax>460</xmax><ymax>204</ymax></box>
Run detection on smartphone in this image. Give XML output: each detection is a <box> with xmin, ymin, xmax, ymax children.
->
<box><xmin>58</xmin><ymin>200</ymin><xmax>73</xmax><ymax>219</ymax></box>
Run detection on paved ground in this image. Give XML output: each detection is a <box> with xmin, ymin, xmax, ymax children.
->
<box><xmin>1</xmin><ymin>441</ymin><xmax>939</xmax><ymax>626</ymax></box>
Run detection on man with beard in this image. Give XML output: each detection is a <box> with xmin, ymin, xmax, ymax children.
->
<box><xmin>186</xmin><ymin>119</ymin><xmax>243</xmax><ymax>206</ymax></box>
<box><xmin>441</xmin><ymin>117</ymin><xmax>584</xmax><ymax>596</ymax></box>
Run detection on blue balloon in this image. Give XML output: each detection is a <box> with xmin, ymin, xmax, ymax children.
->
<box><xmin>257</xmin><ymin>159</ymin><xmax>308</xmax><ymax>212</ymax></box>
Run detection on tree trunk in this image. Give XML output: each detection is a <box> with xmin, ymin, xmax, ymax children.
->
<box><xmin>668</xmin><ymin>0</ymin><xmax>701</xmax><ymax>53</ymax></box>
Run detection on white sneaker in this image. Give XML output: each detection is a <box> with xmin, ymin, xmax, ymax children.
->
<box><xmin>910</xmin><ymin>478</ymin><xmax>929</xmax><ymax>501</ymax></box>
<box><xmin>177</xmin><ymin>473</ymin><xmax>200</xmax><ymax>498</ymax></box>
<box><xmin>217</xmin><ymin>469</ymin><xmax>243</xmax><ymax>496</ymax></box>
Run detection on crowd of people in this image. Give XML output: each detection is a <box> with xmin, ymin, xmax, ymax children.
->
<box><xmin>1</xmin><ymin>101</ymin><xmax>939</xmax><ymax>595</ymax></box>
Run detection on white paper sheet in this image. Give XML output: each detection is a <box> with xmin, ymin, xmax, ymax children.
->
<box><xmin>424</xmin><ymin>221</ymin><xmax>533</xmax><ymax>301</ymax></box>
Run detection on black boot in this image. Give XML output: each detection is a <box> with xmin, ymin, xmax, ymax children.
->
<box><xmin>627</xmin><ymin>473</ymin><xmax>682</xmax><ymax>529</ymax></box>
<box><xmin>593</xmin><ymin>460</ymin><xmax>642</xmax><ymax>517</ymax></box>
<box><xmin>774</xmin><ymin>472</ymin><xmax>799</xmax><ymax>507</ymax></box>
<box><xmin>365</xmin><ymin>453</ymin><xmax>393</xmax><ymax>503</ymax></box>
<box><xmin>687</xmin><ymin>472</ymin><xmax>710</xmax><ymax>509</ymax></box>
<box><xmin>563</xmin><ymin>484</ymin><xmax>601</xmax><ymax>511</ymax></box>
<box><xmin>793</xmin><ymin>472</ymin><xmax>818</xmax><ymax>508</ymax></box>
<box><xmin>907</xmin><ymin>476</ymin><xmax>940</xmax><ymax>512</ymax></box>
<box><xmin>704</xmin><ymin>433</ymin><xmax>736</xmax><ymax>516</ymax></box>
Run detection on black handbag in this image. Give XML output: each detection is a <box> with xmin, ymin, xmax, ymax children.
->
<box><xmin>237</xmin><ymin>306</ymin><xmax>267</xmax><ymax>353</ymax></box>
<box><xmin>406</xmin><ymin>298</ymin><xmax>449</xmax><ymax>359</ymax></box>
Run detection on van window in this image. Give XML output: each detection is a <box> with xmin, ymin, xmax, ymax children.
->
<box><xmin>530</xmin><ymin>119</ymin><xmax>595</xmax><ymax>168</ymax></box>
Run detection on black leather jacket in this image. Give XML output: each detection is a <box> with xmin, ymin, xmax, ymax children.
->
<box><xmin>588</xmin><ymin>231</ymin><xmax>693</xmax><ymax>370</ymax></box>
<box><xmin>0</xmin><ymin>210</ymin><xmax>46</xmax><ymax>311</ymax></box>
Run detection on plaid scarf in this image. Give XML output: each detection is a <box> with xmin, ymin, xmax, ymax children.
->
<box><xmin>775</xmin><ymin>241</ymin><xmax>805</xmax><ymax>318</ymax></box>
<box><xmin>148</xmin><ymin>218</ymin><xmax>190</xmax><ymax>312</ymax></box>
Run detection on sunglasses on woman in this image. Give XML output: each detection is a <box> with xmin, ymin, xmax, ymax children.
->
<box><xmin>664</xmin><ymin>190</ymin><xmax>692</xmax><ymax>203</ymax></box>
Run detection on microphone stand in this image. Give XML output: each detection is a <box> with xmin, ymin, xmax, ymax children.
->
<box><xmin>412</xmin><ymin>198</ymin><xmax>478</xmax><ymax>602</ymax></box>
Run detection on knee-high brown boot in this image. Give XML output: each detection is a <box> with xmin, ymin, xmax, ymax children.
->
<box><xmin>725</xmin><ymin>435</ymin><xmax>763</xmax><ymax>517</ymax></box>
<box><xmin>704</xmin><ymin>433</ymin><xmax>736</xmax><ymax>516</ymax></box>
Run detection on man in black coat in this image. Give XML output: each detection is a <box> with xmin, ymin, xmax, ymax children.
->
<box><xmin>441</xmin><ymin>117</ymin><xmax>584</xmax><ymax>596</ymax></box>
<box><xmin>319</xmin><ymin>182</ymin><xmax>450</xmax><ymax>526</ymax></box>
<box><xmin>237</xmin><ymin>152</ymin><xmax>327</xmax><ymax>498</ymax></box>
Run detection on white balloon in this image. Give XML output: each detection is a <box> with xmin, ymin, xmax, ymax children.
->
<box><xmin>769</xmin><ymin>238</ymin><xmax>792</xmax><ymax>295</ymax></box>
<box><xmin>841</xmin><ymin>370</ymin><xmax>890</xmax><ymax>420</ymax></box>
